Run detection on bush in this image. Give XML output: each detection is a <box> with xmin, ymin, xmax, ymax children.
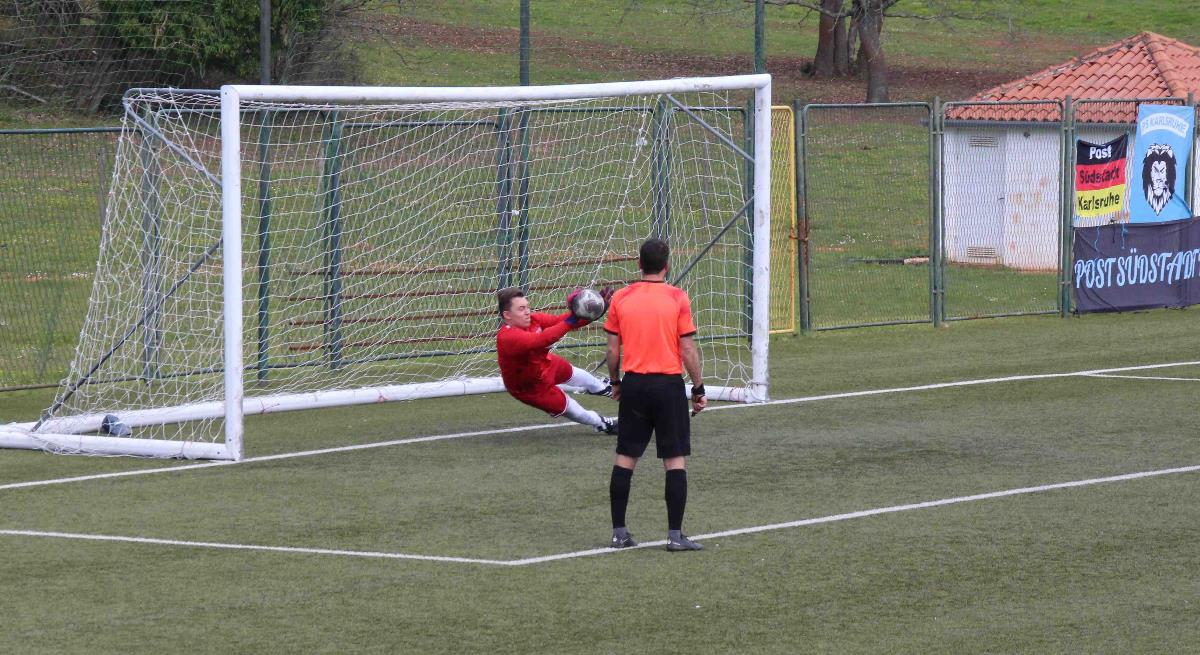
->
<box><xmin>98</xmin><ymin>0</ymin><xmax>325</xmax><ymax>82</ymax></box>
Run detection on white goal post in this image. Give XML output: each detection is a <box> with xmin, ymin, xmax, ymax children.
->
<box><xmin>1</xmin><ymin>74</ymin><xmax>772</xmax><ymax>460</ymax></box>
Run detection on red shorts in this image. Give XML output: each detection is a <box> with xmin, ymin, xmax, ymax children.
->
<box><xmin>508</xmin><ymin>354</ymin><xmax>574</xmax><ymax>416</ymax></box>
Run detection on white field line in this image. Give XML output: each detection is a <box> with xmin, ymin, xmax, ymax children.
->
<box><xmin>0</xmin><ymin>529</ymin><xmax>510</xmax><ymax>566</ymax></box>
<box><xmin>3</xmin><ymin>359</ymin><xmax>1199</xmax><ymax>495</ymax></box>
<box><xmin>1084</xmin><ymin>373</ymin><xmax>1200</xmax><ymax>382</ymax></box>
<box><xmin>0</xmin><ymin>423</ymin><xmax>570</xmax><ymax>492</ymax></box>
<box><xmin>4</xmin><ymin>463</ymin><xmax>1199</xmax><ymax>566</ymax></box>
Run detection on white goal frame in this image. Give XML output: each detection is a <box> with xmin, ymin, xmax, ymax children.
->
<box><xmin>0</xmin><ymin>74</ymin><xmax>772</xmax><ymax>460</ymax></box>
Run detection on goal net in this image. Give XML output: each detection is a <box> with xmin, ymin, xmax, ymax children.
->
<box><xmin>1</xmin><ymin>75</ymin><xmax>772</xmax><ymax>459</ymax></box>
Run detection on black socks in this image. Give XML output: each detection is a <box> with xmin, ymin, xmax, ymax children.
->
<box><xmin>609</xmin><ymin>465</ymin><xmax>633</xmax><ymax>528</ymax></box>
<box><xmin>665</xmin><ymin>468</ymin><xmax>687</xmax><ymax>531</ymax></box>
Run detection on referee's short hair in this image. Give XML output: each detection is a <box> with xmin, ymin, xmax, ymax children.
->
<box><xmin>497</xmin><ymin>287</ymin><xmax>525</xmax><ymax>314</ymax></box>
<box><xmin>639</xmin><ymin>238</ymin><xmax>670</xmax><ymax>275</ymax></box>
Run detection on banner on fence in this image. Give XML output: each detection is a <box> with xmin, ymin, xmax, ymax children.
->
<box><xmin>1073</xmin><ymin>217</ymin><xmax>1200</xmax><ymax>312</ymax></box>
<box><xmin>1074</xmin><ymin>134</ymin><xmax>1128</xmax><ymax>220</ymax></box>
<box><xmin>1129</xmin><ymin>104</ymin><xmax>1194</xmax><ymax>223</ymax></box>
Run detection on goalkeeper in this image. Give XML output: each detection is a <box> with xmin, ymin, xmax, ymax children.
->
<box><xmin>496</xmin><ymin>287</ymin><xmax>618</xmax><ymax>434</ymax></box>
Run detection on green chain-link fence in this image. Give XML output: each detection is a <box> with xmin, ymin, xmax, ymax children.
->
<box><xmin>801</xmin><ymin>103</ymin><xmax>933</xmax><ymax>329</ymax></box>
<box><xmin>3</xmin><ymin>98</ymin><xmax>1197</xmax><ymax>390</ymax></box>
<box><xmin>0</xmin><ymin>128</ymin><xmax>118</xmax><ymax>389</ymax></box>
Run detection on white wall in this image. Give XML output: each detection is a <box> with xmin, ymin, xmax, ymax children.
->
<box><xmin>945</xmin><ymin>124</ymin><xmax>1133</xmax><ymax>271</ymax></box>
<box><xmin>944</xmin><ymin>126</ymin><xmax>1060</xmax><ymax>271</ymax></box>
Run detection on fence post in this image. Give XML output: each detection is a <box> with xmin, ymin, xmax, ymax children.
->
<box><xmin>139</xmin><ymin>131</ymin><xmax>163</xmax><ymax>380</ymax></box>
<box><xmin>793</xmin><ymin>99</ymin><xmax>810</xmax><ymax>334</ymax></box>
<box><xmin>928</xmin><ymin>97</ymin><xmax>944</xmax><ymax>327</ymax></box>
<box><xmin>321</xmin><ymin>111</ymin><xmax>345</xmax><ymax>369</ymax></box>
<box><xmin>743</xmin><ymin>100</ymin><xmax>755</xmax><ymax>340</ymax></box>
<box><xmin>255</xmin><ymin>111</ymin><xmax>274</xmax><ymax>381</ymax></box>
<box><xmin>796</xmin><ymin>102</ymin><xmax>811</xmax><ymax>333</ymax></box>
<box><xmin>1188</xmin><ymin>92</ymin><xmax>1196</xmax><ymax>213</ymax></box>
<box><xmin>259</xmin><ymin>0</ymin><xmax>271</xmax><ymax>85</ymax></box>
<box><xmin>515</xmin><ymin>108</ymin><xmax>533</xmax><ymax>291</ymax></box>
<box><xmin>519</xmin><ymin>0</ymin><xmax>530</xmax><ymax>86</ymax></box>
<box><xmin>754</xmin><ymin>0</ymin><xmax>765</xmax><ymax>74</ymax></box>
<box><xmin>494</xmin><ymin>109</ymin><xmax>513</xmax><ymax>292</ymax></box>
<box><xmin>1059</xmin><ymin>96</ymin><xmax>1075</xmax><ymax>318</ymax></box>
<box><xmin>652</xmin><ymin>98</ymin><xmax>673</xmax><ymax>239</ymax></box>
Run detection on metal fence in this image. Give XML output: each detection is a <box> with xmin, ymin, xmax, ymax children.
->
<box><xmin>800</xmin><ymin>102</ymin><xmax>933</xmax><ymax>329</ymax></box>
<box><xmin>795</xmin><ymin>96</ymin><xmax>1198</xmax><ymax>331</ymax></box>
<box><xmin>0</xmin><ymin>127</ymin><xmax>118</xmax><ymax>390</ymax></box>
<box><xmin>2</xmin><ymin>99</ymin><xmax>1198</xmax><ymax>390</ymax></box>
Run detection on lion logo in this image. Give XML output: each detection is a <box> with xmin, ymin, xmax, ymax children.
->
<box><xmin>1141</xmin><ymin>143</ymin><xmax>1177</xmax><ymax>216</ymax></box>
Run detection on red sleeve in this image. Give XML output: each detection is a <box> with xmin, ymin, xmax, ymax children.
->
<box><xmin>531</xmin><ymin>312</ymin><xmax>570</xmax><ymax>328</ymax></box>
<box><xmin>677</xmin><ymin>290</ymin><xmax>697</xmax><ymax>337</ymax></box>
<box><xmin>498</xmin><ymin>320</ymin><xmax>572</xmax><ymax>355</ymax></box>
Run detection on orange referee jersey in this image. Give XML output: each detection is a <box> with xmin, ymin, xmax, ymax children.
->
<box><xmin>603</xmin><ymin>280</ymin><xmax>696</xmax><ymax>375</ymax></box>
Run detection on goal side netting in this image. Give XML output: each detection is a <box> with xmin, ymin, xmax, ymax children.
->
<box><xmin>0</xmin><ymin>75</ymin><xmax>772</xmax><ymax>459</ymax></box>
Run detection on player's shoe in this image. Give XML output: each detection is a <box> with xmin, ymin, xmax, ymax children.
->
<box><xmin>586</xmin><ymin>377</ymin><xmax>614</xmax><ymax>398</ymax></box>
<box><xmin>666</xmin><ymin>533</ymin><xmax>704</xmax><ymax>552</ymax></box>
<box><xmin>610</xmin><ymin>532</ymin><xmax>637</xmax><ymax>549</ymax></box>
<box><xmin>595</xmin><ymin>416</ymin><xmax>618</xmax><ymax>435</ymax></box>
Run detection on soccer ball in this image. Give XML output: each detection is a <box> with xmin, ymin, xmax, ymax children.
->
<box><xmin>571</xmin><ymin>287</ymin><xmax>608</xmax><ymax>321</ymax></box>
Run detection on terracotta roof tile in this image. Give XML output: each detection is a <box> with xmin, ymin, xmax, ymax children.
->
<box><xmin>947</xmin><ymin>32</ymin><xmax>1200</xmax><ymax>122</ymax></box>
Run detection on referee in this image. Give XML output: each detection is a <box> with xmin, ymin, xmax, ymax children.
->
<box><xmin>603</xmin><ymin>237</ymin><xmax>707</xmax><ymax>551</ymax></box>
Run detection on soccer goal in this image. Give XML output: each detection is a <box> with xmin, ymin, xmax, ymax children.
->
<box><xmin>0</xmin><ymin>75</ymin><xmax>772</xmax><ymax>460</ymax></box>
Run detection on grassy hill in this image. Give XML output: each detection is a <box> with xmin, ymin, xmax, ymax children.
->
<box><xmin>358</xmin><ymin>0</ymin><xmax>1200</xmax><ymax>103</ymax></box>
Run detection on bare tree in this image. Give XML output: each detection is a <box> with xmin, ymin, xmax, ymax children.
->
<box><xmin>769</xmin><ymin>0</ymin><xmax>896</xmax><ymax>101</ymax></box>
<box><xmin>767</xmin><ymin>0</ymin><xmax>990</xmax><ymax>102</ymax></box>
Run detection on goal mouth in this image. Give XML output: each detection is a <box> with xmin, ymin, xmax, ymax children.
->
<box><xmin>18</xmin><ymin>75</ymin><xmax>771</xmax><ymax>459</ymax></box>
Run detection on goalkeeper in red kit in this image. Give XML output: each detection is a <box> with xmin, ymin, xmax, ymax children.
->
<box><xmin>496</xmin><ymin>286</ymin><xmax>618</xmax><ymax>434</ymax></box>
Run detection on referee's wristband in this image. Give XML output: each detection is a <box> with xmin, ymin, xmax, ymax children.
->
<box><xmin>610</xmin><ymin>377</ymin><xmax>621</xmax><ymax>386</ymax></box>
<box><xmin>691</xmin><ymin>383</ymin><xmax>706</xmax><ymax>398</ymax></box>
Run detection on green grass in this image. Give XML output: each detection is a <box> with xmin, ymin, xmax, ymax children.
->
<box><xmin>1</xmin><ymin>309</ymin><xmax>1199</xmax><ymax>652</ymax></box>
<box><xmin>386</xmin><ymin>0</ymin><xmax>1200</xmax><ymax>76</ymax></box>
<box><xmin>3</xmin><ymin>8</ymin><xmax>1200</xmax><ymax>645</ymax></box>
<box><xmin>0</xmin><ymin>130</ymin><xmax>115</xmax><ymax>387</ymax></box>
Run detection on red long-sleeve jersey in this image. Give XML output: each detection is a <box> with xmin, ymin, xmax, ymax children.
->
<box><xmin>496</xmin><ymin>312</ymin><xmax>573</xmax><ymax>392</ymax></box>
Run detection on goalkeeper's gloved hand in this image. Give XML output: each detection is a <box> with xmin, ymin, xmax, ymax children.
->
<box><xmin>563</xmin><ymin>287</ymin><xmax>589</xmax><ymax>328</ymax></box>
<box><xmin>599</xmin><ymin>285</ymin><xmax>615</xmax><ymax>308</ymax></box>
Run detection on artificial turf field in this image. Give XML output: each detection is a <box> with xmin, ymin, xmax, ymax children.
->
<box><xmin>1</xmin><ymin>308</ymin><xmax>1198</xmax><ymax>653</ymax></box>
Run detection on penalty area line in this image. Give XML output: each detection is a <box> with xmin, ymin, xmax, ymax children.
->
<box><xmin>3</xmin><ymin>359</ymin><xmax>1198</xmax><ymax>495</ymax></box>
<box><xmin>0</xmin><ymin>422</ymin><xmax>573</xmax><ymax>493</ymax></box>
<box><xmin>0</xmin><ymin>529</ymin><xmax>512</xmax><ymax>566</ymax></box>
<box><xmin>4</xmin><ymin>464</ymin><xmax>1198</xmax><ymax>566</ymax></box>
<box><xmin>1083</xmin><ymin>373</ymin><xmax>1200</xmax><ymax>382</ymax></box>
<box><xmin>509</xmin><ymin>463</ymin><xmax>1200</xmax><ymax>565</ymax></box>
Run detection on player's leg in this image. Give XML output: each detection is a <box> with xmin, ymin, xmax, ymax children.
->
<box><xmin>562</xmin><ymin>395</ymin><xmax>615</xmax><ymax>433</ymax></box>
<box><xmin>647</xmin><ymin>374</ymin><xmax>702</xmax><ymax>552</ymax></box>
<box><xmin>548</xmin><ymin>354</ymin><xmax>612</xmax><ymax>396</ymax></box>
<box><xmin>609</xmin><ymin>374</ymin><xmax>654</xmax><ymax>548</ymax></box>
<box><xmin>515</xmin><ymin>384</ymin><xmax>612</xmax><ymax>433</ymax></box>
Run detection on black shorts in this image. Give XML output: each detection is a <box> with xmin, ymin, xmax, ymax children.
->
<box><xmin>616</xmin><ymin>373</ymin><xmax>691</xmax><ymax>459</ymax></box>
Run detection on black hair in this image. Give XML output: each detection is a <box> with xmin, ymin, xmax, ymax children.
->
<box><xmin>639</xmin><ymin>238</ymin><xmax>670</xmax><ymax>275</ymax></box>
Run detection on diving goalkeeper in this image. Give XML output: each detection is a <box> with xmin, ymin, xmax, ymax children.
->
<box><xmin>496</xmin><ymin>287</ymin><xmax>617</xmax><ymax>434</ymax></box>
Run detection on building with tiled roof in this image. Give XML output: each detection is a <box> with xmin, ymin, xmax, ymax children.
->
<box><xmin>943</xmin><ymin>32</ymin><xmax>1200</xmax><ymax>270</ymax></box>
<box><xmin>948</xmin><ymin>31</ymin><xmax>1200</xmax><ymax>123</ymax></box>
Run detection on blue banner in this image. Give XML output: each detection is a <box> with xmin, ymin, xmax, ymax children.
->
<box><xmin>1129</xmin><ymin>104</ymin><xmax>1194</xmax><ymax>223</ymax></box>
<box><xmin>1073</xmin><ymin>217</ymin><xmax>1200</xmax><ymax>313</ymax></box>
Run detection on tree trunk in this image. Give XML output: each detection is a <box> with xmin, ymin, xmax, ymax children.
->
<box><xmin>832</xmin><ymin>7</ymin><xmax>850</xmax><ymax>76</ymax></box>
<box><xmin>812</xmin><ymin>0</ymin><xmax>842</xmax><ymax>78</ymax></box>
<box><xmin>858</xmin><ymin>0</ymin><xmax>888</xmax><ymax>102</ymax></box>
<box><xmin>839</xmin><ymin>10</ymin><xmax>857</xmax><ymax>76</ymax></box>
